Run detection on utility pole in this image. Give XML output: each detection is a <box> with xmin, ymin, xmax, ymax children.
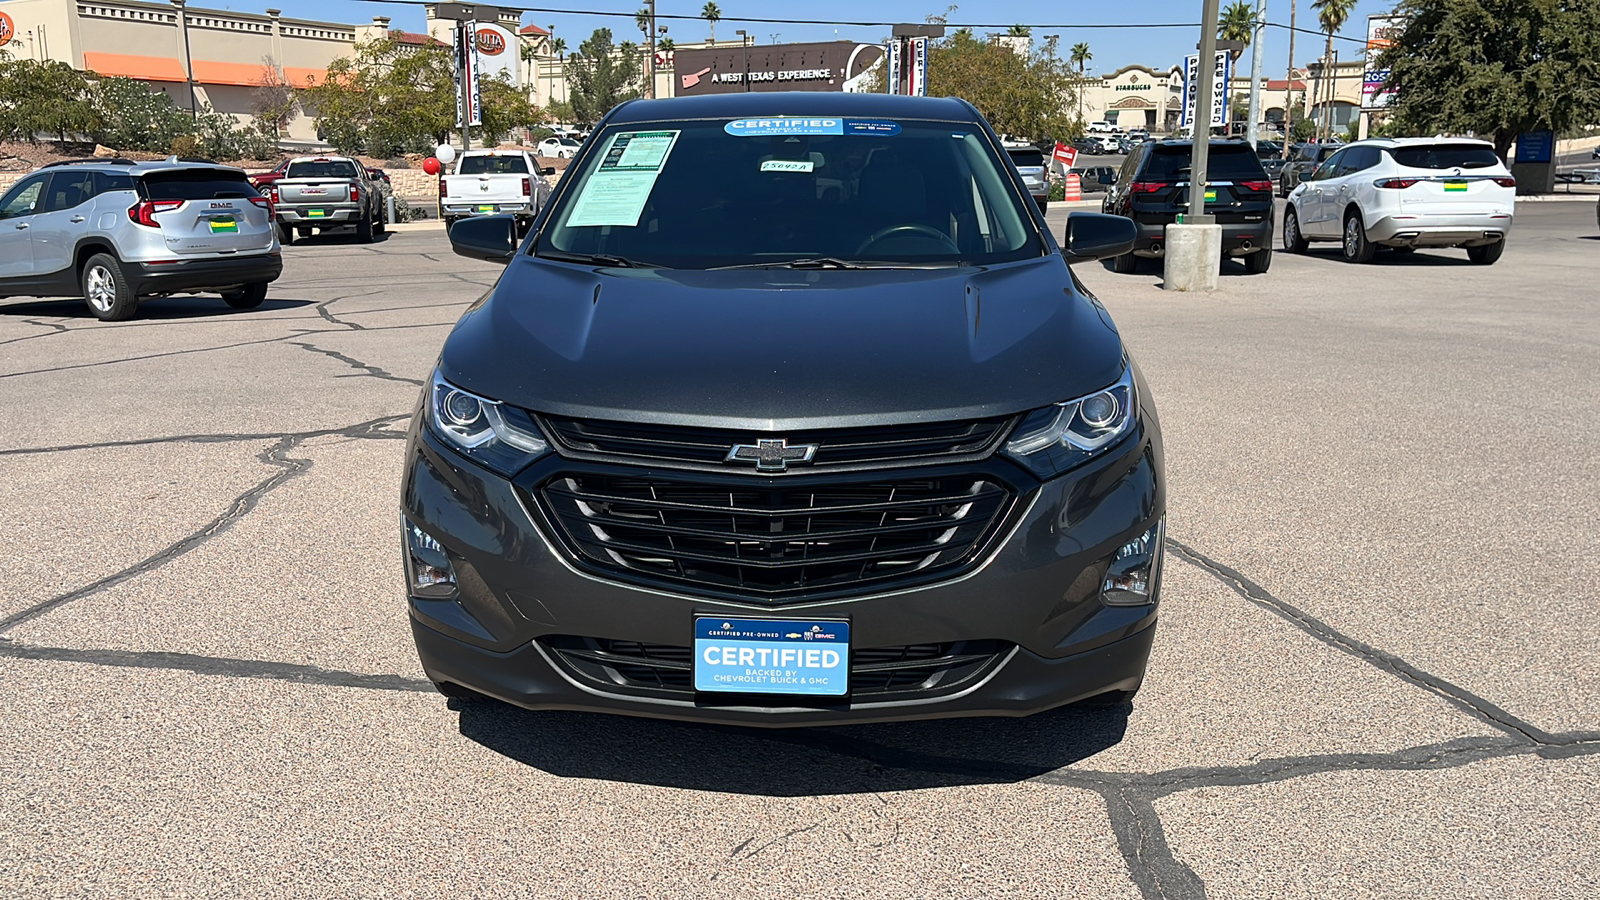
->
<box><xmin>1187</xmin><ymin>0</ymin><xmax>1221</xmax><ymax>225</ymax></box>
<box><xmin>1166</xmin><ymin>0</ymin><xmax>1224</xmax><ymax>292</ymax></box>
<box><xmin>643</xmin><ymin>0</ymin><xmax>656</xmax><ymax>99</ymax></box>
<box><xmin>1246</xmin><ymin>0</ymin><xmax>1266</xmax><ymax>147</ymax></box>
<box><xmin>1283</xmin><ymin>0</ymin><xmax>1296</xmax><ymax>153</ymax></box>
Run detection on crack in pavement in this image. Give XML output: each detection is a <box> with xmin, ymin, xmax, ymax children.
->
<box><xmin>0</xmin><ymin>642</ymin><xmax>435</xmax><ymax>693</ymax></box>
<box><xmin>315</xmin><ymin>289</ymin><xmax>386</xmax><ymax>331</ymax></box>
<box><xmin>1165</xmin><ymin>538</ymin><xmax>1557</xmax><ymax>745</ymax></box>
<box><xmin>0</xmin><ymin>415</ymin><xmax>411</xmax><ymax>457</ymax></box>
<box><xmin>0</xmin><ymin>330</ymin><xmax>331</xmax><ymax>380</ymax></box>
<box><xmin>288</xmin><ymin>340</ymin><xmax>425</xmax><ymax>385</ymax></box>
<box><xmin>0</xmin><ymin>319</ymin><xmax>72</xmax><ymax>347</ymax></box>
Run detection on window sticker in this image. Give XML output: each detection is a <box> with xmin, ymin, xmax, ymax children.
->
<box><xmin>844</xmin><ymin>120</ymin><xmax>901</xmax><ymax>136</ymax></box>
<box><xmin>724</xmin><ymin>118</ymin><xmax>903</xmax><ymax>138</ymax></box>
<box><xmin>566</xmin><ymin>130</ymin><xmax>680</xmax><ymax>227</ymax></box>
<box><xmin>760</xmin><ymin>159</ymin><xmax>815</xmax><ymax>173</ymax></box>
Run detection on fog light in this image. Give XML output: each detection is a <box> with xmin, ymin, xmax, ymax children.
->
<box><xmin>406</xmin><ymin>522</ymin><xmax>457</xmax><ymax>598</ymax></box>
<box><xmin>1103</xmin><ymin>518</ymin><xmax>1164</xmax><ymax>606</ymax></box>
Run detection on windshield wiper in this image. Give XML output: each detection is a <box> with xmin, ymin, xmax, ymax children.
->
<box><xmin>709</xmin><ymin>257</ymin><xmax>960</xmax><ymax>271</ymax></box>
<box><xmin>537</xmin><ymin>249</ymin><xmax>648</xmax><ymax>268</ymax></box>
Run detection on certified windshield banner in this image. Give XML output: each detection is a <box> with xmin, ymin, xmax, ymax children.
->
<box><xmin>724</xmin><ymin>118</ymin><xmax>901</xmax><ymax>137</ymax></box>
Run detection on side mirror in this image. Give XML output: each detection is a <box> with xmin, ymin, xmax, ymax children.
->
<box><xmin>540</xmin><ymin>166</ymin><xmax>556</xmax><ymax>176</ymax></box>
<box><xmin>449</xmin><ymin>214</ymin><xmax>518</xmax><ymax>264</ymax></box>
<box><xmin>1061</xmin><ymin>212</ymin><xmax>1137</xmax><ymax>265</ymax></box>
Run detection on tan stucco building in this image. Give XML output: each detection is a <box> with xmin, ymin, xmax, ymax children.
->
<box><xmin>1074</xmin><ymin>65</ymin><xmax>1185</xmax><ymax>133</ymax></box>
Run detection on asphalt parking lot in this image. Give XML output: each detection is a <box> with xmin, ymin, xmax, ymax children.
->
<box><xmin>2</xmin><ymin>202</ymin><xmax>1597</xmax><ymax>898</ymax></box>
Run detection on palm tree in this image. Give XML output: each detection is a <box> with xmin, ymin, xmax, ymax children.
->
<box><xmin>1069</xmin><ymin>42</ymin><xmax>1092</xmax><ymax>124</ymax></box>
<box><xmin>1311</xmin><ymin>0</ymin><xmax>1357</xmax><ymax>140</ymax></box>
<box><xmin>635</xmin><ymin>8</ymin><xmax>651</xmax><ymax>37</ymax></box>
<box><xmin>550</xmin><ymin>36</ymin><xmax>567</xmax><ymax>111</ymax></box>
<box><xmin>702</xmin><ymin>2</ymin><xmax>721</xmax><ymax>45</ymax></box>
<box><xmin>1218</xmin><ymin>0</ymin><xmax>1255</xmax><ymax>61</ymax></box>
<box><xmin>1006</xmin><ymin>25</ymin><xmax>1030</xmax><ymax>36</ymax></box>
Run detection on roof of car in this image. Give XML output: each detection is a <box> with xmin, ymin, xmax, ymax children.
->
<box><xmin>1344</xmin><ymin>136</ymin><xmax>1495</xmax><ymax>148</ymax></box>
<box><xmin>603</xmin><ymin>92</ymin><xmax>978</xmax><ymax>125</ymax></box>
<box><xmin>38</xmin><ymin>158</ymin><xmax>247</xmax><ymax>176</ymax></box>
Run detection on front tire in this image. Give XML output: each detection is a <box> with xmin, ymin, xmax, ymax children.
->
<box><xmin>1111</xmin><ymin>250</ymin><xmax>1139</xmax><ymax>274</ymax></box>
<box><xmin>278</xmin><ymin>222</ymin><xmax>295</xmax><ymax>245</ymax></box>
<box><xmin>1342</xmin><ymin>211</ymin><xmax>1375</xmax><ymax>263</ymax></box>
<box><xmin>1467</xmin><ymin>241</ymin><xmax>1505</xmax><ymax>265</ymax></box>
<box><xmin>1283</xmin><ymin>207</ymin><xmax>1309</xmax><ymax>254</ymax></box>
<box><xmin>222</xmin><ymin>282</ymin><xmax>269</xmax><ymax>309</ymax></box>
<box><xmin>81</xmin><ymin>253</ymin><xmax>138</xmax><ymax>322</ymax></box>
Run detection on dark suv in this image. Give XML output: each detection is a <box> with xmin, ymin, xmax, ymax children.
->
<box><xmin>406</xmin><ymin>92</ymin><xmax>1165</xmax><ymax>727</ymax></box>
<box><xmin>1099</xmin><ymin>139</ymin><xmax>1276</xmax><ymax>274</ymax></box>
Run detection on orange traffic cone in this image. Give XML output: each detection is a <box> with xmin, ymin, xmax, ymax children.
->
<box><xmin>1063</xmin><ymin>173</ymin><xmax>1083</xmax><ymax>202</ymax></box>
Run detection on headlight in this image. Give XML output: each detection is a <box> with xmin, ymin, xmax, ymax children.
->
<box><xmin>1003</xmin><ymin>366</ymin><xmax>1136</xmax><ymax>477</ymax></box>
<box><xmin>426</xmin><ymin>368</ymin><xmax>549</xmax><ymax>475</ymax></box>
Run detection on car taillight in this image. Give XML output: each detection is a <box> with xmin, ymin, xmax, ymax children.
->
<box><xmin>351</xmin><ymin>185</ymin><xmax>360</xmax><ymax>203</ymax></box>
<box><xmin>522</xmin><ymin>176</ymin><xmax>531</xmax><ymax>197</ymax></box>
<box><xmin>1130</xmin><ymin>181</ymin><xmax>1169</xmax><ymax>194</ymax></box>
<box><xmin>250</xmin><ymin>195</ymin><xmax>274</xmax><ymax>217</ymax></box>
<box><xmin>1376</xmin><ymin>178</ymin><xmax>1419</xmax><ymax>189</ymax></box>
<box><xmin>269</xmin><ymin>187</ymin><xmax>279</xmax><ymax>204</ymax></box>
<box><xmin>1492</xmin><ymin>177</ymin><xmax>1516</xmax><ymax>188</ymax></box>
<box><xmin>441</xmin><ymin>178</ymin><xmax>449</xmax><ymax>197</ymax></box>
<box><xmin>127</xmin><ymin>199</ymin><xmax>182</xmax><ymax>228</ymax></box>
<box><xmin>1239</xmin><ymin>180</ymin><xmax>1273</xmax><ymax>192</ymax></box>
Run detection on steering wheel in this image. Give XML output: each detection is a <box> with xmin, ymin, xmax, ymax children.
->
<box><xmin>856</xmin><ymin>224</ymin><xmax>960</xmax><ymax>256</ymax></box>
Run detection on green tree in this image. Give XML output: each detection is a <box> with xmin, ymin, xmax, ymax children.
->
<box><xmin>1378</xmin><ymin>0</ymin><xmax>1600</xmax><ymax>155</ymax></box>
<box><xmin>566</xmin><ymin>28</ymin><xmax>642</xmax><ymax>128</ymax></box>
<box><xmin>928</xmin><ymin>29</ymin><xmax>1078</xmax><ymax>142</ymax></box>
<box><xmin>1006</xmin><ymin>25</ymin><xmax>1031</xmax><ymax>37</ymax></box>
<box><xmin>702</xmin><ymin>2</ymin><xmax>721</xmax><ymax>43</ymax></box>
<box><xmin>0</xmin><ymin>57</ymin><xmax>100</xmax><ymax>143</ymax></box>
<box><xmin>1218</xmin><ymin>1</ymin><xmax>1256</xmax><ymax>60</ymax></box>
<box><xmin>88</xmin><ymin>76</ymin><xmax>192</xmax><ymax>151</ymax></box>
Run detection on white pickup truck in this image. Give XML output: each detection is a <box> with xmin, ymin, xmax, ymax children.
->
<box><xmin>439</xmin><ymin>149</ymin><xmax>555</xmax><ymax>229</ymax></box>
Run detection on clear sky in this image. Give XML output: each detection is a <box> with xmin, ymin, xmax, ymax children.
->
<box><xmin>203</xmin><ymin>0</ymin><xmax>1399</xmax><ymax>74</ymax></box>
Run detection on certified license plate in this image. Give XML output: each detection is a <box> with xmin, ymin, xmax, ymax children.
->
<box><xmin>693</xmin><ymin>617</ymin><xmax>849</xmax><ymax>696</ymax></box>
<box><xmin>477</xmin><ymin>205</ymin><xmax>496</xmax><ymax>213</ymax></box>
<box><xmin>208</xmin><ymin>216</ymin><xmax>238</xmax><ymax>233</ymax></box>
<box><xmin>307</xmin><ymin>209</ymin><xmax>326</xmax><ymax>218</ymax></box>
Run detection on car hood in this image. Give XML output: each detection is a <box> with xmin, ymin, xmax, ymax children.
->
<box><xmin>439</xmin><ymin>255</ymin><xmax>1124</xmax><ymax>430</ymax></box>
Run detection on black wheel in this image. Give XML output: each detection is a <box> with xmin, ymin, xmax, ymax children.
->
<box><xmin>373</xmin><ymin>207</ymin><xmax>387</xmax><ymax>235</ymax></box>
<box><xmin>277</xmin><ymin>222</ymin><xmax>294</xmax><ymax>245</ymax></box>
<box><xmin>222</xmin><ymin>282</ymin><xmax>268</xmax><ymax>309</ymax></box>
<box><xmin>1283</xmin><ymin>207</ymin><xmax>1309</xmax><ymax>254</ymax></box>
<box><xmin>1244</xmin><ymin>246</ymin><xmax>1273</xmax><ymax>274</ymax></box>
<box><xmin>355</xmin><ymin>214</ymin><xmax>374</xmax><ymax>243</ymax></box>
<box><xmin>1111</xmin><ymin>251</ymin><xmax>1139</xmax><ymax>274</ymax></box>
<box><xmin>1466</xmin><ymin>241</ymin><xmax>1505</xmax><ymax>265</ymax></box>
<box><xmin>1036</xmin><ymin>200</ymin><xmax>1048</xmax><ymax>214</ymax></box>
<box><xmin>80</xmin><ymin>252</ymin><xmax>138</xmax><ymax>322</ymax></box>
<box><xmin>1341</xmin><ymin>211</ymin><xmax>1375</xmax><ymax>263</ymax></box>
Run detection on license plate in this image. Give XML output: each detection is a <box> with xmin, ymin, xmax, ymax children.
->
<box><xmin>693</xmin><ymin>617</ymin><xmax>849</xmax><ymax>696</ymax></box>
<box><xmin>307</xmin><ymin>209</ymin><xmax>326</xmax><ymax>218</ymax></box>
<box><xmin>477</xmin><ymin>205</ymin><xmax>496</xmax><ymax>213</ymax></box>
<box><xmin>1444</xmin><ymin>181</ymin><xmax>1468</xmax><ymax>192</ymax></box>
<box><xmin>208</xmin><ymin>217</ymin><xmax>238</xmax><ymax>233</ymax></box>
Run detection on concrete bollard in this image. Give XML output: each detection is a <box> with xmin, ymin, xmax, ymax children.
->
<box><xmin>1163</xmin><ymin>223</ymin><xmax>1223</xmax><ymax>292</ymax></box>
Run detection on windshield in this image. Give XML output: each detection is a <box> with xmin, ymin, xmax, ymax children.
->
<box><xmin>537</xmin><ymin>117</ymin><xmax>1042</xmax><ymax>269</ymax></box>
<box><xmin>459</xmin><ymin>155</ymin><xmax>530</xmax><ymax>175</ymax></box>
<box><xmin>1143</xmin><ymin>144</ymin><xmax>1268</xmax><ymax>180</ymax></box>
<box><xmin>287</xmin><ymin>160</ymin><xmax>360</xmax><ymax>179</ymax></box>
<box><xmin>1388</xmin><ymin>143</ymin><xmax>1503</xmax><ymax>170</ymax></box>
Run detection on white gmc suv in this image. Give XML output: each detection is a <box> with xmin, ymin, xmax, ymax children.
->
<box><xmin>1282</xmin><ymin>137</ymin><xmax>1515</xmax><ymax>264</ymax></box>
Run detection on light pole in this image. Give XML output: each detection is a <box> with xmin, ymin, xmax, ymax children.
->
<box><xmin>1165</xmin><ymin>0</ymin><xmax>1225</xmax><ymax>292</ymax></box>
<box><xmin>1246</xmin><ymin>0</ymin><xmax>1266</xmax><ymax>147</ymax></box>
<box><xmin>736</xmin><ymin>29</ymin><xmax>749</xmax><ymax>91</ymax></box>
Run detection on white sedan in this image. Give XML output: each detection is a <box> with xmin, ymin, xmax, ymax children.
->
<box><xmin>537</xmin><ymin>137</ymin><xmax>582</xmax><ymax>159</ymax></box>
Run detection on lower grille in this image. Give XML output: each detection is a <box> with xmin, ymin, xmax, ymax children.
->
<box><xmin>535</xmin><ymin>473</ymin><xmax>1015</xmax><ymax>600</ymax></box>
<box><xmin>544</xmin><ymin>636</ymin><xmax>1009</xmax><ymax>698</ymax></box>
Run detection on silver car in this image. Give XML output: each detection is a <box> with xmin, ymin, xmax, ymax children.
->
<box><xmin>0</xmin><ymin>158</ymin><xmax>281</xmax><ymax>321</ymax></box>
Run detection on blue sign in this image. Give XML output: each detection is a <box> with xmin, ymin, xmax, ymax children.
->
<box><xmin>725</xmin><ymin>118</ymin><xmax>843</xmax><ymax>137</ymax></box>
<box><xmin>724</xmin><ymin>118</ymin><xmax>902</xmax><ymax>138</ymax></box>
<box><xmin>1516</xmin><ymin>130</ymin><xmax>1554</xmax><ymax>164</ymax></box>
<box><xmin>693</xmin><ymin>617</ymin><xmax>850</xmax><ymax>696</ymax></box>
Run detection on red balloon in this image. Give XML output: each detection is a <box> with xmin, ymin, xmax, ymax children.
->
<box><xmin>422</xmin><ymin>157</ymin><xmax>441</xmax><ymax>175</ymax></box>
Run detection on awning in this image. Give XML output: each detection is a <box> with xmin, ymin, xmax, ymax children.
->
<box><xmin>83</xmin><ymin>52</ymin><xmax>187</xmax><ymax>82</ymax></box>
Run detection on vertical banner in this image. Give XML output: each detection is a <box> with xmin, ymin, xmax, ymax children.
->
<box><xmin>1362</xmin><ymin>15</ymin><xmax>1399</xmax><ymax>109</ymax></box>
<box><xmin>455</xmin><ymin>20</ymin><xmax>483</xmax><ymax>129</ymax></box>
<box><xmin>886</xmin><ymin>40</ymin><xmax>902</xmax><ymax>95</ymax></box>
<box><xmin>909</xmin><ymin>36</ymin><xmax>928</xmax><ymax>97</ymax></box>
<box><xmin>1180</xmin><ymin>50</ymin><xmax>1231</xmax><ymax>130</ymax></box>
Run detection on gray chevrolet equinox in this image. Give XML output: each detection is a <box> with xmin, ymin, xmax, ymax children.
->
<box><xmin>404</xmin><ymin>93</ymin><xmax>1165</xmax><ymax>726</ymax></box>
<box><xmin>0</xmin><ymin>158</ymin><xmax>282</xmax><ymax>321</ymax></box>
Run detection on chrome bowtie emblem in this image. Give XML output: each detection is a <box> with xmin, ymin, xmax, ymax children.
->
<box><xmin>725</xmin><ymin>438</ymin><xmax>818</xmax><ymax>472</ymax></box>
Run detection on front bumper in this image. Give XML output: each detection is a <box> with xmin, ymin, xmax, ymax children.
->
<box><xmin>130</xmin><ymin>252</ymin><xmax>282</xmax><ymax>294</ymax></box>
<box><xmin>401</xmin><ymin>401</ymin><xmax>1166</xmax><ymax>726</ymax></box>
<box><xmin>1133</xmin><ymin>219</ymin><xmax>1273</xmax><ymax>257</ymax></box>
<box><xmin>1365</xmin><ymin>212</ymin><xmax>1512</xmax><ymax>247</ymax></box>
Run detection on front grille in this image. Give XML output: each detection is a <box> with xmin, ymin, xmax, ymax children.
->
<box><xmin>538</xmin><ymin>415</ymin><xmax>1013</xmax><ymax>474</ymax></box>
<box><xmin>544</xmin><ymin>636</ymin><xmax>1009</xmax><ymax>698</ymax></box>
<box><xmin>535</xmin><ymin>472</ymin><xmax>1015</xmax><ymax>600</ymax></box>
